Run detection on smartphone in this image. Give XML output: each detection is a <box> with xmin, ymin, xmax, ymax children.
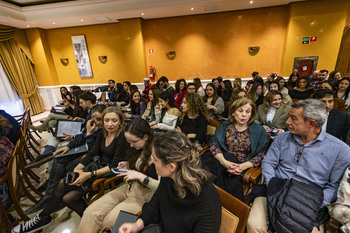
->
<box><xmin>65</xmin><ymin>172</ymin><xmax>79</xmax><ymax>184</ymax></box>
<box><xmin>268</xmin><ymin>126</ymin><xmax>278</xmax><ymax>134</ymax></box>
<box><xmin>111</xmin><ymin>168</ymin><xmax>128</xmax><ymax>175</ymax></box>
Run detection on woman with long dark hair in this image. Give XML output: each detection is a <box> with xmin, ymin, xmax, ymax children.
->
<box><xmin>123</xmin><ymin>90</ymin><xmax>147</xmax><ymax>119</ymax></box>
<box><xmin>248</xmin><ymin>82</ymin><xmax>264</xmax><ymax>107</ymax></box>
<box><xmin>289</xmin><ymin>76</ymin><xmax>314</xmax><ymax>100</ymax></box>
<box><xmin>59</xmin><ymin>86</ymin><xmax>73</xmax><ymax>105</ymax></box>
<box><xmin>204</xmin><ymin>83</ymin><xmax>224</xmax><ymax>120</ymax></box>
<box><xmin>221</xmin><ymin>80</ymin><xmax>233</xmax><ymax>101</ymax></box>
<box><xmin>142</xmin><ymin>87</ymin><xmax>161</xmax><ymax>125</ymax></box>
<box><xmin>151</xmin><ymin>91</ymin><xmax>180</xmax><ymax>131</ymax></box>
<box><xmin>174</xmin><ymin>78</ymin><xmax>187</xmax><ymax>108</ymax></box>
<box><xmin>193</xmin><ymin>77</ymin><xmax>205</xmax><ymax>97</ymax></box>
<box><xmin>77</xmin><ymin>118</ymin><xmax>159</xmax><ymax>233</ymax></box>
<box><xmin>336</xmin><ymin>78</ymin><xmax>350</xmax><ymax>110</ymax></box>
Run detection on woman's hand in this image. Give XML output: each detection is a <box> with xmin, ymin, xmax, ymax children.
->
<box><xmin>53</xmin><ymin>146</ymin><xmax>69</xmax><ymax>156</ymax></box>
<box><xmin>263</xmin><ymin>125</ymin><xmax>271</xmax><ymax>133</ymax></box>
<box><xmin>187</xmin><ymin>133</ymin><xmax>196</xmax><ymax>138</ymax></box>
<box><xmin>227</xmin><ymin>161</ymin><xmax>253</xmax><ymax>175</ymax></box>
<box><xmin>119</xmin><ymin>219</ymin><xmax>144</xmax><ymax>233</ymax></box>
<box><xmin>70</xmin><ymin>171</ymin><xmax>90</xmax><ymax>186</ymax></box>
<box><xmin>174</xmin><ymin>127</ymin><xmax>181</xmax><ymax>133</ymax></box>
<box><xmin>154</xmin><ymin>104</ymin><xmax>160</xmax><ymax>112</ymax></box>
<box><xmin>124</xmin><ymin>113</ymin><xmax>131</xmax><ymax>118</ymax></box>
<box><xmin>86</xmin><ymin>119</ymin><xmax>95</xmax><ymax>135</ymax></box>
<box><xmin>73</xmin><ymin>163</ymin><xmax>85</xmax><ymax>173</ymax></box>
<box><xmin>151</xmin><ymin>124</ymin><xmax>158</xmax><ymax>129</ymax></box>
<box><xmin>118</xmin><ymin>161</ymin><xmax>129</xmax><ymax>169</ymax></box>
<box><xmin>118</xmin><ymin>169</ymin><xmax>145</xmax><ymax>183</ymax></box>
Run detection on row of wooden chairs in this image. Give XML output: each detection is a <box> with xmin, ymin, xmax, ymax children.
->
<box><xmin>0</xmin><ymin>107</ymin><xmax>46</xmax><ymax>232</ymax></box>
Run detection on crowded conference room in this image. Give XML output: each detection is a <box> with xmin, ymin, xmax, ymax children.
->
<box><xmin>1</xmin><ymin>0</ymin><xmax>350</xmax><ymax>232</ymax></box>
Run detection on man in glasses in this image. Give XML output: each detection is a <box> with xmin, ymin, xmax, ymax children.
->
<box><xmin>247</xmin><ymin>99</ymin><xmax>350</xmax><ymax>233</ymax></box>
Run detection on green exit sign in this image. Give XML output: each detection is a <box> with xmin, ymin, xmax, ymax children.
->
<box><xmin>302</xmin><ymin>37</ymin><xmax>310</xmax><ymax>44</ymax></box>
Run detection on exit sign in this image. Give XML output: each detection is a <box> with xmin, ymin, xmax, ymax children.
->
<box><xmin>302</xmin><ymin>36</ymin><xmax>318</xmax><ymax>45</ymax></box>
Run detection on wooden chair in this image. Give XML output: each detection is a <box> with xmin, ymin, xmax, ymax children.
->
<box><xmin>215</xmin><ymin>185</ymin><xmax>250</xmax><ymax>233</ymax></box>
<box><xmin>0</xmin><ymin>141</ymin><xmax>30</xmax><ymax>232</ymax></box>
<box><xmin>326</xmin><ymin>218</ymin><xmax>341</xmax><ymax>233</ymax></box>
<box><xmin>87</xmin><ymin>175</ymin><xmax>123</xmax><ymax>205</ymax></box>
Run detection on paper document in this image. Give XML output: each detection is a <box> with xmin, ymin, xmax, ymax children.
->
<box><xmin>56</xmin><ymin>120</ymin><xmax>82</xmax><ymax>138</ymax></box>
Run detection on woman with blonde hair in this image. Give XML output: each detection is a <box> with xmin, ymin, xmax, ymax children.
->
<box><xmin>202</xmin><ymin>98</ymin><xmax>268</xmax><ymax>200</ymax></box>
<box><xmin>77</xmin><ymin>118</ymin><xmax>159</xmax><ymax>233</ymax></box>
<box><xmin>175</xmin><ymin>93</ymin><xmax>208</xmax><ymax>144</ymax></box>
<box><xmin>12</xmin><ymin>107</ymin><xmax>127</xmax><ymax>233</ymax></box>
<box><xmin>119</xmin><ymin>131</ymin><xmax>221</xmax><ymax>233</ymax></box>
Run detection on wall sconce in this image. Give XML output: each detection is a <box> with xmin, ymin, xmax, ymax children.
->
<box><xmin>60</xmin><ymin>58</ymin><xmax>69</xmax><ymax>66</ymax></box>
<box><xmin>99</xmin><ymin>56</ymin><xmax>107</xmax><ymax>64</ymax></box>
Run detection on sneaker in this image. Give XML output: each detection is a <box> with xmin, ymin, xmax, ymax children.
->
<box><xmin>11</xmin><ymin>214</ymin><xmax>52</xmax><ymax>233</ymax></box>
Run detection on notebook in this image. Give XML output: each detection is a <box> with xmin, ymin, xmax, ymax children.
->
<box><xmin>112</xmin><ymin>211</ymin><xmax>139</xmax><ymax>233</ymax></box>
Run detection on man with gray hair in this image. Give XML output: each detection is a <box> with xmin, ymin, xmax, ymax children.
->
<box><xmin>247</xmin><ymin>99</ymin><xmax>350</xmax><ymax>233</ymax></box>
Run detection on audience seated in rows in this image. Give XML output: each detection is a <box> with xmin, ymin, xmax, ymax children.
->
<box><xmin>247</xmin><ymin>99</ymin><xmax>350</xmax><ymax>233</ymax></box>
<box><xmin>202</xmin><ymin>98</ymin><xmax>268</xmax><ymax>200</ymax></box>
<box><xmin>13</xmin><ymin>107</ymin><xmax>127</xmax><ymax>233</ymax></box>
<box><xmin>30</xmin><ymin>89</ymin><xmax>88</xmax><ymax>133</ymax></box>
<box><xmin>77</xmin><ymin>118</ymin><xmax>159</xmax><ymax>232</ymax></box>
<box><xmin>269</xmin><ymin>80</ymin><xmax>293</xmax><ymax>107</ymax></box>
<box><xmin>25</xmin><ymin>104</ymin><xmax>107</xmax><ymax>214</ymax></box>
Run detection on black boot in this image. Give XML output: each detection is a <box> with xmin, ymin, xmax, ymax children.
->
<box><xmin>24</xmin><ymin>196</ymin><xmax>49</xmax><ymax>215</ymax></box>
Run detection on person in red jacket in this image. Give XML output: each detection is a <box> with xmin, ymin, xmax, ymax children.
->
<box><xmin>174</xmin><ymin>78</ymin><xmax>187</xmax><ymax>108</ymax></box>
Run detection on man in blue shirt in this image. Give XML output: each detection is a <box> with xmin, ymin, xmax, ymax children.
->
<box><xmin>247</xmin><ymin>99</ymin><xmax>350</xmax><ymax>233</ymax></box>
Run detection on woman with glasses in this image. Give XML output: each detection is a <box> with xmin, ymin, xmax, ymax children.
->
<box><xmin>77</xmin><ymin>118</ymin><xmax>159</xmax><ymax>233</ymax></box>
<box><xmin>255</xmin><ymin>90</ymin><xmax>290</xmax><ymax>135</ymax></box>
<box><xmin>119</xmin><ymin>131</ymin><xmax>221</xmax><ymax>233</ymax></box>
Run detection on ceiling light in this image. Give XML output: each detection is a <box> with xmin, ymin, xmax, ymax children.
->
<box><xmin>191</xmin><ymin>8</ymin><xmax>194</xmax><ymax>11</ymax></box>
<box><xmin>53</xmin><ymin>22</ymin><xmax>56</xmax><ymax>24</ymax></box>
<box><xmin>141</xmin><ymin>13</ymin><xmax>144</xmax><ymax>16</ymax></box>
<box><xmin>26</xmin><ymin>25</ymin><xmax>29</xmax><ymax>27</ymax></box>
<box><xmin>250</xmin><ymin>1</ymin><xmax>253</xmax><ymax>4</ymax></box>
<box><xmin>80</xmin><ymin>19</ymin><xmax>84</xmax><ymax>22</ymax></box>
<box><xmin>94</xmin><ymin>17</ymin><xmax>112</xmax><ymax>22</ymax></box>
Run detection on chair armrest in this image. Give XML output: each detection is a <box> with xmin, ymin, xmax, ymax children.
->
<box><xmin>243</xmin><ymin>167</ymin><xmax>262</xmax><ymax>197</ymax></box>
<box><xmin>104</xmin><ymin>176</ymin><xmax>123</xmax><ymax>190</ymax></box>
<box><xmin>91</xmin><ymin>178</ymin><xmax>106</xmax><ymax>191</ymax></box>
<box><xmin>200</xmin><ymin>145</ymin><xmax>210</xmax><ymax>156</ymax></box>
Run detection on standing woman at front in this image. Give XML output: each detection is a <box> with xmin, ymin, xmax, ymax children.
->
<box><xmin>173</xmin><ymin>79</ymin><xmax>187</xmax><ymax>108</ymax></box>
<box><xmin>119</xmin><ymin>131</ymin><xmax>222</xmax><ymax>233</ymax></box>
<box><xmin>204</xmin><ymin>83</ymin><xmax>224</xmax><ymax>120</ymax></box>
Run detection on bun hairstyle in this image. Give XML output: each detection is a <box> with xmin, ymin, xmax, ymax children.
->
<box><xmin>152</xmin><ymin>131</ymin><xmax>208</xmax><ymax>198</ymax></box>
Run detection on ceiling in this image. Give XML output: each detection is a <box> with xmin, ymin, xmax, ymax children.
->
<box><xmin>0</xmin><ymin>0</ymin><xmax>307</xmax><ymax>29</ymax></box>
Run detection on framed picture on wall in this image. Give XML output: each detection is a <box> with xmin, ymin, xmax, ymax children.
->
<box><xmin>293</xmin><ymin>56</ymin><xmax>318</xmax><ymax>77</ymax></box>
<box><xmin>71</xmin><ymin>35</ymin><xmax>93</xmax><ymax>78</ymax></box>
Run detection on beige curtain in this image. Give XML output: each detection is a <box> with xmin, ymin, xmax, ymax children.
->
<box><xmin>0</xmin><ymin>39</ymin><xmax>44</xmax><ymax>114</ymax></box>
<box><xmin>0</xmin><ymin>25</ymin><xmax>17</xmax><ymax>42</ymax></box>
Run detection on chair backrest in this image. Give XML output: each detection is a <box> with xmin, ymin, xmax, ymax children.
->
<box><xmin>215</xmin><ymin>185</ymin><xmax>250</xmax><ymax>233</ymax></box>
<box><xmin>207</xmin><ymin>119</ymin><xmax>221</xmax><ymax>135</ymax></box>
<box><xmin>220</xmin><ymin>207</ymin><xmax>239</xmax><ymax>233</ymax></box>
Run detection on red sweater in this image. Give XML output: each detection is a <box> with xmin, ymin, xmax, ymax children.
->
<box><xmin>174</xmin><ymin>90</ymin><xmax>187</xmax><ymax>108</ymax></box>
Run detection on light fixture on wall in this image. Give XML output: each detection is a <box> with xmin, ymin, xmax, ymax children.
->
<box><xmin>60</xmin><ymin>58</ymin><xmax>69</xmax><ymax>66</ymax></box>
<box><xmin>99</xmin><ymin>56</ymin><xmax>107</xmax><ymax>64</ymax></box>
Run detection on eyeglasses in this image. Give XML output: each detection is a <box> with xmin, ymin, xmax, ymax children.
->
<box><xmin>295</xmin><ymin>144</ymin><xmax>304</xmax><ymax>163</ymax></box>
<box><xmin>126</xmin><ymin>138</ymin><xmax>141</xmax><ymax>145</ymax></box>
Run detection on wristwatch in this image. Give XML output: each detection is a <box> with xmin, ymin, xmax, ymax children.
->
<box><xmin>143</xmin><ymin>176</ymin><xmax>150</xmax><ymax>186</ymax></box>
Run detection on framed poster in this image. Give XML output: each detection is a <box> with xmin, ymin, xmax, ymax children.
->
<box><xmin>71</xmin><ymin>35</ymin><xmax>93</xmax><ymax>78</ymax></box>
<box><xmin>293</xmin><ymin>56</ymin><xmax>318</xmax><ymax>77</ymax></box>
